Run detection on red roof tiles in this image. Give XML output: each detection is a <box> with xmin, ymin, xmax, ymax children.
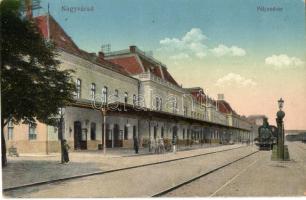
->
<box><xmin>34</xmin><ymin>15</ymin><xmax>130</xmax><ymax>76</ymax></box>
<box><xmin>217</xmin><ymin>100</ymin><xmax>237</xmax><ymax>115</ymax></box>
<box><xmin>106</xmin><ymin>49</ymin><xmax>179</xmax><ymax>86</ymax></box>
<box><xmin>108</xmin><ymin>56</ymin><xmax>143</xmax><ymax>74</ymax></box>
<box><xmin>161</xmin><ymin>67</ymin><xmax>179</xmax><ymax>86</ymax></box>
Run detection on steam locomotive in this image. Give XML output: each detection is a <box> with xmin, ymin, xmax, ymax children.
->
<box><xmin>255</xmin><ymin>119</ymin><xmax>277</xmax><ymax>150</ymax></box>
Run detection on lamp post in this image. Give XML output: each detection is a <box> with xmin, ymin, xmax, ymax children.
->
<box><xmin>276</xmin><ymin>98</ymin><xmax>285</xmax><ymax>160</ymax></box>
<box><xmin>148</xmin><ymin>117</ymin><xmax>152</xmax><ymax>152</ymax></box>
<box><xmin>58</xmin><ymin>107</ymin><xmax>65</xmax><ymax>164</ymax></box>
<box><xmin>100</xmin><ymin>108</ymin><xmax>107</xmax><ymax>155</ymax></box>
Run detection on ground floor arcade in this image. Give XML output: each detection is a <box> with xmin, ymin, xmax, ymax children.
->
<box><xmin>5</xmin><ymin>104</ymin><xmax>252</xmax><ymax>154</ymax></box>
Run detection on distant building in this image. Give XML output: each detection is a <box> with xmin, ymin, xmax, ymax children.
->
<box><xmin>246</xmin><ymin>115</ymin><xmax>268</xmax><ymax>140</ymax></box>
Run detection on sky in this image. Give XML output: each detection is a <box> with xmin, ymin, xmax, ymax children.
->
<box><xmin>35</xmin><ymin>0</ymin><xmax>305</xmax><ymax>129</ymax></box>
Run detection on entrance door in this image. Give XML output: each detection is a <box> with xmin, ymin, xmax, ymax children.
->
<box><xmin>74</xmin><ymin>121</ymin><xmax>82</xmax><ymax>150</ymax></box>
<box><xmin>113</xmin><ymin>124</ymin><xmax>122</xmax><ymax>147</ymax></box>
<box><xmin>154</xmin><ymin>126</ymin><xmax>157</xmax><ymax>139</ymax></box>
<box><xmin>104</xmin><ymin>123</ymin><xmax>112</xmax><ymax>148</ymax></box>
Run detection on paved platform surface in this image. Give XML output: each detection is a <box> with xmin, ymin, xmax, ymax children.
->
<box><xmin>4</xmin><ymin>142</ymin><xmax>305</xmax><ymax>197</ymax></box>
<box><xmin>2</xmin><ymin>143</ymin><xmax>238</xmax><ymax>189</ymax></box>
<box><xmin>164</xmin><ymin>141</ymin><xmax>306</xmax><ymax>197</ymax></box>
<box><xmin>3</xmin><ymin>144</ymin><xmax>256</xmax><ymax>197</ymax></box>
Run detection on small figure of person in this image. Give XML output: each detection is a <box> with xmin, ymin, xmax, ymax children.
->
<box><xmin>150</xmin><ymin>136</ymin><xmax>155</xmax><ymax>153</ymax></box>
<box><xmin>159</xmin><ymin>137</ymin><xmax>165</xmax><ymax>154</ymax></box>
<box><xmin>172</xmin><ymin>135</ymin><xmax>177</xmax><ymax>154</ymax></box>
<box><xmin>133</xmin><ymin>137</ymin><xmax>139</xmax><ymax>154</ymax></box>
<box><xmin>156</xmin><ymin>137</ymin><xmax>161</xmax><ymax>154</ymax></box>
<box><xmin>62</xmin><ymin>139</ymin><xmax>70</xmax><ymax>164</ymax></box>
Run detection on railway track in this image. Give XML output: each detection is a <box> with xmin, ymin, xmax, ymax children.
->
<box><xmin>295</xmin><ymin>142</ymin><xmax>306</xmax><ymax>151</ymax></box>
<box><xmin>151</xmin><ymin>150</ymin><xmax>259</xmax><ymax>197</ymax></box>
<box><xmin>3</xmin><ymin>145</ymin><xmax>247</xmax><ymax>193</ymax></box>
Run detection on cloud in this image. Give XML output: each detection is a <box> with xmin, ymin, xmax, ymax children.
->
<box><xmin>216</xmin><ymin>73</ymin><xmax>257</xmax><ymax>87</ymax></box>
<box><xmin>159</xmin><ymin>28</ymin><xmax>208</xmax><ymax>59</ymax></box>
<box><xmin>210</xmin><ymin>44</ymin><xmax>246</xmax><ymax>57</ymax></box>
<box><xmin>265</xmin><ymin>54</ymin><xmax>304</xmax><ymax>69</ymax></box>
<box><xmin>158</xmin><ymin>28</ymin><xmax>247</xmax><ymax>61</ymax></box>
<box><xmin>169</xmin><ymin>53</ymin><xmax>190</xmax><ymax>60</ymax></box>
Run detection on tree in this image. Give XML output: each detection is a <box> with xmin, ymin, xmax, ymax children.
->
<box><xmin>0</xmin><ymin>0</ymin><xmax>76</xmax><ymax>167</ymax></box>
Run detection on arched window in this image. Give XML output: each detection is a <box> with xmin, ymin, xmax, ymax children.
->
<box><xmin>76</xmin><ymin>79</ymin><xmax>81</xmax><ymax>99</ymax></box>
<box><xmin>7</xmin><ymin>120</ymin><xmax>14</xmax><ymax>140</ymax></box>
<box><xmin>161</xmin><ymin>127</ymin><xmax>164</xmax><ymax>138</ymax></box>
<box><xmin>187</xmin><ymin>129</ymin><xmax>190</xmax><ymax>139</ymax></box>
<box><xmin>29</xmin><ymin>123</ymin><xmax>37</xmax><ymax>140</ymax></box>
<box><xmin>114</xmin><ymin>89</ymin><xmax>119</xmax><ymax>97</ymax></box>
<box><xmin>154</xmin><ymin>126</ymin><xmax>157</xmax><ymax>139</ymax></box>
<box><xmin>156</xmin><ymin>97</ymin><xmax>159</xmax><ymax>110</ymax></box>
<box><xmin>172</xmin><ymin>98</ymin><xmax>177</xmax><ymax>113</ymax></box>
<box><xmin>91</xmin><ymin>83</ymin><xmax>96</xmax><ymax>99</ymax></box>
<box><xmin>159</xmin><ymin>98</ymin><xmax>163</xmax><ymax>111</ymax></box>
<box><xmin>90</xmin><ymin>122</ymin><xmax>96</xmax><ymax>140</ymax></box>
<box><xmin>102</xmin><ymin>87</ymin><xmax>108</xmax><ymax>104</ymax></box>
<box><xmin>124</xmin><ymin>92</ymin><xmax>128</xmax><ymax>104</ymax></box>
<box><xmin>133</xmin><ymin>94</ymin><xmax>137</xmax><ymax>105</ymax></box>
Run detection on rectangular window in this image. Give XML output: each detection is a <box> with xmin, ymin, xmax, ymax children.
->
<box><xmin>7</xmin><ymin>120</ymin><xmax>14</xmax><ymax>140</ymax></box>
<box><xmin>115</xmin><ymin>89</ymin><xmax>119</xmax><ymax>97</ymax></box>
<box><xmin>91</xmin><ymin>83</ymin><xmax>96</xmax><ymax>99</ymax></box>
<box><xmin>29</xmin><ymin>123</ymin><xmax>37</xmax><ymax>140</ymax></box>
<box><xmin>76</xmin><ymin>79</ymin><xmax>81</xmax><ymax>99</ymax></box>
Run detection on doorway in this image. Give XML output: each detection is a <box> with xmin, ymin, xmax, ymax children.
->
<box><xmin>74</xmin><ymin>121</ymin><xmax>87</xmax><ymax>150</ymax></box>
<box><xmin>172</xmin><ymin>126</ymin><xmax>178</xmax><ymax>140</ymax></box>
<box><xmin>133</xmin><ymin>125</ymin><xmax>137</xmax><ymax>139</ymax></box>
<box><xmin>113</xmin><ymin>124</ymin><xmax>122</xmax><ymax>147</ymax></box>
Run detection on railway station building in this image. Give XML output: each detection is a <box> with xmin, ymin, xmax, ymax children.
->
<box><xmin>4</xmin><ymin>14</ymin><xmax>254</xmax><ymax>154</ymax></box>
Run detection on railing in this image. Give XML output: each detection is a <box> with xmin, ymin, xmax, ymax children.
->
<box><xmin>104</xmin><ymin>49</ymin><xmax>130</xmax><ymax>57</ymax></box>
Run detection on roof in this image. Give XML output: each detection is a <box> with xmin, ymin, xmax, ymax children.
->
<box><xmin>34</xmin><ymin>15</ymin><xmax>130</xmax><ymax>76</ymax></box>
<box><xmin>107</xmin><ymin>56</ymin><xmax>143</xmax><ymax>74</ymax></box>
<box><xmin>184</xmin><ymin>87</ymin><xmax>207</xmax><ymax>104</ymax></box>
<box><xmin>105</xmin><ymin>46</ymin><xmax>179</xmax><ymax>86</ymax></box>
<box><xmin>217</xmin><ymin>100</ymin><xmax>237</xmax><ymax>115</ymax></box>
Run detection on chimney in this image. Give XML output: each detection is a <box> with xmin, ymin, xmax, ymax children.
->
<box><xmin>98</xmin><ymin>51</ymin><xmax>104</xmax><ymax>60</ymax></box>
<box><xmin>217</xmin><ymin>94</ymin><xmax>224</xmax><ymax>101</ymax></box>
<box><xmin>129</xmin><ymin>45</ymin><xmax>137</xmax><ymax>53</ymax></box>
